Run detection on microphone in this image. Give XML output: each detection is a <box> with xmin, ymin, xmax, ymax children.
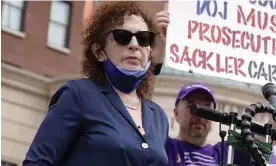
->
<box><xmin>189</xmin><ymin>104</ymin><xmax>276</xmax><ymax>140</ymax></box>
<box><xmin>190</xmin><ymin>104</ymin><xmax>224</xmax><ymax>122</ymax></box>
<box><xmin>189</xmin><ymin>104</ymin><xmax>232</xmax><ymax>124</ymax></box>
<box><xmin>262</xmin><ymin>82</ymin><xmax>276</xmax><ymax>110</ymax></box>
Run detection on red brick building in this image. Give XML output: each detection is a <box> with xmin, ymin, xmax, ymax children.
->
<box><xmin>2</xmin><ymin>1</ymin><xmax>167</xmax><ymax>78</ymax></box>
<box><xmin>2</xmin><ymin>1</ymin><xmax>84</xmax><ymax>77</ymax></box>
<box><xmin>1</xmin><ymin>1</ymin><xmax>86</xmax><ymax>165</ymax></box>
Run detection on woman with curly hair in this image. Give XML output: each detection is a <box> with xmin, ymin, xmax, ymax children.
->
<box><xmin>23</xmin><ymin>1</ymin><xmax>170</xmax><ymax>166</ymax></box>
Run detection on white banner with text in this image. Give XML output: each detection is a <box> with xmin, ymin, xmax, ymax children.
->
<box><xmin>165</xmin><ymin>0</ymin><xmax>276</xmax><ymax>85</ymax></box>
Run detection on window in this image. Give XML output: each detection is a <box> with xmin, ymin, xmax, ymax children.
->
<box><xmin>1</xmin><ymin>160</ymin><xmax>17</xmax><ymax>166</ymax></box>
<box><xmin>1</xmin><ymin>0</ymin><xmax>25</xmax><ymax>32</ymax></box>
<box><xmin>47</xmin><ymin>1</ymin><xmax>71</xmax><ymax>49</ymax></box>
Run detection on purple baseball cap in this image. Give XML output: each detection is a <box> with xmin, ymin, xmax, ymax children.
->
<box><xmin>175</xmin><ymin>82</ymin><xmax>216</xmax><ymax>109</ymax></box>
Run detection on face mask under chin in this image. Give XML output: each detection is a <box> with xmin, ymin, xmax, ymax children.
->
<box><xmin>103</xmin><ymin>58</ymin><xmax>151</xmax><ymax>93</ymax></box>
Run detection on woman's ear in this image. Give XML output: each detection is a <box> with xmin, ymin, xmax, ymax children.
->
<box><xmin>91</xmin><ymin>44</ymin><xmax>106</xmax><ymax>62</ymax></box>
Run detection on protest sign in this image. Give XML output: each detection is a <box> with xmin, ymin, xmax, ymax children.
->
<box><xmin>165</xmin><ymin>0</ymin><xmax>276</xmax><ymax>85</ymax></box>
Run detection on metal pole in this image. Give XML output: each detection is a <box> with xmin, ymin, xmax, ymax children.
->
<box><xmin>227</xmin><ymin>112</ymin><xmax>238</xmax><ymax>164</ymax></box>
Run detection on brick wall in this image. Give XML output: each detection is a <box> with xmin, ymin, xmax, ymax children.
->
<box><xmin>1</xmin><ymin>1</ymin><xmax>85</xmax><ymax>77</ymax></box>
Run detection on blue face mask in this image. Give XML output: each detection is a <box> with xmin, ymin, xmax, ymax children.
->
<box><xmin>103</xmin><ymin>59</ymin><xmax>151</xmax><ymax>93</ymax></box>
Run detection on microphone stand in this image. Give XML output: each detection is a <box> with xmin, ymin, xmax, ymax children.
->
<box><xmin>227</xmin><ymin>112</ymin><xmax>238</xmax><ymax>164</ymax></box>
<box><xmin>219</xmin><ymin>113</ymin><xmax>228</xmax><ymax>166</ymax></box>
<box><xmin>189</xmin><ymin>103</ymin><xmax>275</xmax><ymax>165</ymax></box>
<box><xmin>251</xmin><ymin>123</ymin><xmax>273</xmax><ymax>166</ymax></box>
<box><xmin>264</xmin><ymin>123</ymin><xmax>272</xmax><ymax>165</ymax></box>
<box><xmin>240</xmin><ymin>102</ymin><xmax>272</xmax><ymax>166</ymax></box>
<box><xmin>264</xmin><ymin>124</ymin><xmax>272</xmax><ymax>144</ymax></box>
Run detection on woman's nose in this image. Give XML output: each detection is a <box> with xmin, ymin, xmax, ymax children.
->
<box><xmin>128</xmin><ymin>36</ymin><xmax>139</xmax><ymax>51</ymax></box>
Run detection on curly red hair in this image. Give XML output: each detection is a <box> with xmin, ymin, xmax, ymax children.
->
<box><xmin>81</xmin><ymin>1</ymin><xmax>161</xmax><ymax>99</ymax></box>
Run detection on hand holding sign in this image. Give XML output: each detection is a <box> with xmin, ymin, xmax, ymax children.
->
<box><xmin>152</xmin><ymin>10</ymin><xmax>170</xmax><ymax>64</ymax></box>
<box><xmin>153</xmin><ymin>10</ymin><xmax>169</xmax><ymax>39</ymax></box>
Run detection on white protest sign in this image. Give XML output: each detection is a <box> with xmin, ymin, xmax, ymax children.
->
<box><xmin>165</xmin><ymin>0</ymin><xmax>276</xmax><ymax>85</ymax></box>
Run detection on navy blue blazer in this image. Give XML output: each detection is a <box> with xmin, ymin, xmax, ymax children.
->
<box><xmin>23</xmin><ymin>78</ymin><xmax>169</xmax><ymax>166</ymax></box>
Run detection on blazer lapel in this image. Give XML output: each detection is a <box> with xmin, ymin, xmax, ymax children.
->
<box><xmin>97</xmin><ymin>78</ymin><xmax>137</xmax><ymax>128</ymax></box>
<box><xmin>97</xmin><ymin>78</ymin><xmax>153</xmax><ymax>139</ymax></box>
<box><xmin>141</xmin><ymin>98</ymin><xmax>153</xmax><ymax>137</ymax></box>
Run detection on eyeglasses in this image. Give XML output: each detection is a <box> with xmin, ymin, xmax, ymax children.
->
<box><xmin>108</xmin><ymin>29</ymin><xmax>155</xmax><ymax>47</ymax></box>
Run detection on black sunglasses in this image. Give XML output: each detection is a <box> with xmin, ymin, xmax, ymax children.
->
<box><xmin>108</xmin><ymin>29</ymin><xmax>155</xmax><ymax>47</ymax></box>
